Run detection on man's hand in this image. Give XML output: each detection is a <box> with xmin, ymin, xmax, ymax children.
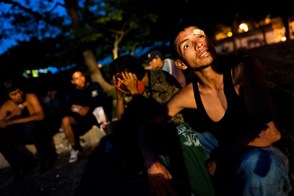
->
<box><xmin>206</xmin><ymin>160</ymin><xmax>217</xmax><ymax>176</ymax></box>
<box><xmin>147</xmin><ymin>161</ymin><xmax>178</xmax><ymax>196</ymax></box>
<box><xmin>248</xmin><ymin>121</ymin><xmax>281</xmax><ymax>147</ymax></box>
<box><xmin>71</xmin><ymin>105</ymin><xmax>89</xmax><ymax>116</ymax></box>
<box><xmin>120</xmin><ymin>72</ymin><xmax>140</xmax><ymax>95</ymax></box>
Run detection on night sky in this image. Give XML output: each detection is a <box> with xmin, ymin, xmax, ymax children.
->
<box><xmin>0</xmin><ymin>0</ymin><xmax>292</xmax><ymax>54</ymax></box>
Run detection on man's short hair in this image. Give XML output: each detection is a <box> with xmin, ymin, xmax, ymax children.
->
<box><xmin>109</xmin><ymin>55</ymin><xmax>146</xmax><ymax>80</ymax></box>
<box><xmin>3</xmin><ymin>80</ymin><xmax>21</xmax><ymax>95</ymax></box>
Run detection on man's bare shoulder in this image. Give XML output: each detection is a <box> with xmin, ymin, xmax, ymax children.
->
<box><xmin>25</xmin><ymin>93</ymin><xmax>39</xmax><ymax>99</ymax></box>
<box><xmin>169</xmin><ymin>83</ymin><xmax>195</xmax><ymax>109</ymax></box>
<box><xmin>24</xmin><ymin>93</ymin><xmax>41</xmax><ymax>103</ymax></box>
<box><xmin>22</xmin><ymin>93</ymin><xmax>43</xmax><ymax>109</ymax></box>
<box><xmin>0</xmin><ymin>100</ymin><xmax>15</xmax><ymax>110</ymax></box>
<box><xmin>0</xmin><ymin>100</ymin><xmax>16</xmax><ymax>119</ymax></box>
<box><xmin>176</xmin><ymin>83</ymin><xmax>194</xmax><ymax>100</ymax></box>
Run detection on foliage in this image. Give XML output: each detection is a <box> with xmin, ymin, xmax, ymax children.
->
<box><xmin>1</xmin><ymin>0</ymin><xmax>293</xmax><ymax>73</ymax></box>
<box><xmin>0</xmin><ymin>0</ymin><xmax>169</xmax><ymax>70</ymax></box>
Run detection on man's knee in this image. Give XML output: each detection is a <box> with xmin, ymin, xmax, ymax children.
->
<box><xmin>238</xmin><ymin>148</ymin><xmax>272</xmax><ymax>177</ymax></box>
<box><xmin>62</xmin><ymin>116</ymin><xmax>73</xmax><ymax>126</ymax></box>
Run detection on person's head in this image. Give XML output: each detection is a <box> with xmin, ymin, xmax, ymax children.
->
<box><xmin>145</xmin><ymin>50</ymin><xmax>164</xmax><ymax>70</ymax></box>
<box><xmin>109</xmin><ymin>54</ymin><xmax>146</xmax><ymax>80</ymax></box>
<box><xmin>3</xmin><ymin>80</ymin><xmax>25</xmax><ymax>104</ymax></box>
<box><xmin>173</xmin><ymin>25</ymin><xmax>217</xmax><ymax>71</ymax></box>
<box><xmin>70</xmin><ymin>68</ymin><xmax>88</xmax><ymax>89</ymax></box>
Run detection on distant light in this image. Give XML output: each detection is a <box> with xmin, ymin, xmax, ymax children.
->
<box><xmin>39</xmin><ymin>68</ymin><xmax>48</xmax><ymax>74</ymax></box>
<box><xmin>227</xmin><ymin>32</ymin><xmax>233</xmax><ymax>37</ymax></box>
<box><xmin>239</xmin><ymin>23</ymin><xmax>249</xmax><ymax>33</ymax></box>
<box><xmin>265</xmin><ymin>15</ymin><xmax>271</xmax><ymax>24</ymax></box>
<box><xmin>48</xmin><ymin>66</ymin><xmax>58</xmax><ymax>74</ymax></box>
<box><xmin>32</xmin><ymin>70</ymin><xmax>39</xmax><ymax>78</ymax></box>
<box><xmin>97</xmin><ymin>64</ymin><xmax>102</xmax><ymax>68</ymax></box>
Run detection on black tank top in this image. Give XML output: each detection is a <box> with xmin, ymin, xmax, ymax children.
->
<box><xmin>183</xmin><ymin>66</ymin><xmax>249</xmax><ymax>147</ymax></box>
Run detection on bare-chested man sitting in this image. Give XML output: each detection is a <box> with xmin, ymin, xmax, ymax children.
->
<box><xmin>0</xmin><ymin>80</ymin><xmax>57</xmax><ymax>177</ymax></box>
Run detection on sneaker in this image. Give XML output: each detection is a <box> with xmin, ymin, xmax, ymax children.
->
<box><xmin>69</xmin><ymin>149</ymin><xmax>79</xmax><ymax>163</ymax></box>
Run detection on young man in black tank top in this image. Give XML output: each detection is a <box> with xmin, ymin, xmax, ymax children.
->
<box><xmin>140</xmin><ymin>25</ymin><xmax>292</xmax><ymax>195</ymax></box>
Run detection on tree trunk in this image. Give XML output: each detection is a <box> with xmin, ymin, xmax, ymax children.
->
<box><xmin>82</xmin><ymin>49</ymin><xmax>114</xmax><ymax>95</ymax></box>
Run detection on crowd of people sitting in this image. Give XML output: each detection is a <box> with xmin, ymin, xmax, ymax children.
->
<box><xmin>75</xmin><ymin>25</ymin><xmax>293</xmax><ymax>196</ymax></box>
<box><xmin>0</xmin><ymin>67</ymin><xmax>112</xmax><ymax>175</ymax></box>
<box><xmin>0</xmin><ymin>24</ymin><xmax>293</xmax><ymax>196</ymax></box>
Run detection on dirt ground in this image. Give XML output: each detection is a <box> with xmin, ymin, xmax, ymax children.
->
<box><xmin>0</xmin><ymin>125</ymin><xmax>106</xmax><ymax>196</ymax></box>
<box><xmin>0</xmin><ymin>150</ymin><xmax>90</xmax><ymax>196</ymax></box>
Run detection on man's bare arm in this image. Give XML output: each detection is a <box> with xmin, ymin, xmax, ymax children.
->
<box><xmin>233</xmin><ymin>56</ymin><xmax>281</xmax><ymax>146</ymax></box>
<box><xmin>6</xmin><ymin>93</ymin><xmax>45</xmax><ymax>125</ymax></box>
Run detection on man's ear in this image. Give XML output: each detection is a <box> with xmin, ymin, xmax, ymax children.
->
<box><xmin>175</xmin><ymin>59</ymin><xmax>187</xmax><ymax>70</ymax></box>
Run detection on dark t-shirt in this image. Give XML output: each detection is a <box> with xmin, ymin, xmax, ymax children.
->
<box><xmin>67</xmin><ymin>81</ymin><xmax>106</xmax><ymax>115</ymax></box>
<box><xmin>64</xmin><ymin>81</ymin><xmax>107</xmax><ymax>134</ymax></box>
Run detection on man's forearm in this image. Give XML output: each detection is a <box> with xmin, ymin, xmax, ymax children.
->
<box><xmin>6</xmin><ymin>114</ymin><xmax>44</xmax><ymax>125</ymax></box>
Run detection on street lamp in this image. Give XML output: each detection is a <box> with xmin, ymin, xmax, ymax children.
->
<box><xmin>239</xmin><ymin>23</ymin><xmax>249</xmax><ymax>33</ymax></box>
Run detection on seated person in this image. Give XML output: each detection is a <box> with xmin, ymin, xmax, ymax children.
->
<box><xmin>75</xmin><ymin>55</ymin><xmax>213</xmax><ymax>196</ymax></box>
<box><xmin>140</xmin><ymin>25</ymin><xmax>292</xmax><ymax>196</ymax></box>
<box><xmin>0</xmin><ymin>80</ymin><xmax>57</xmax><ymax>175</ymax></box>
<box><xmin>61</xmin><ymin>67</ymin><xmax>108</xmax><ymax>163</ymax></box>
<box><xmin>145</xmin><ymin>50</ymin><xmax>187</xmax><ymax>88</ymax></box>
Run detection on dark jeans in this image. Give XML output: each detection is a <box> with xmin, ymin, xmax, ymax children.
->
<box><xmin>0</xmin><ymin>121</ymin><xmax>56</xmax><ymax>171</ymax></box>
<box><xmin>71</xmin><ymin>113</ymin><xmax>99</xmax><ymax>148</ymax></box>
